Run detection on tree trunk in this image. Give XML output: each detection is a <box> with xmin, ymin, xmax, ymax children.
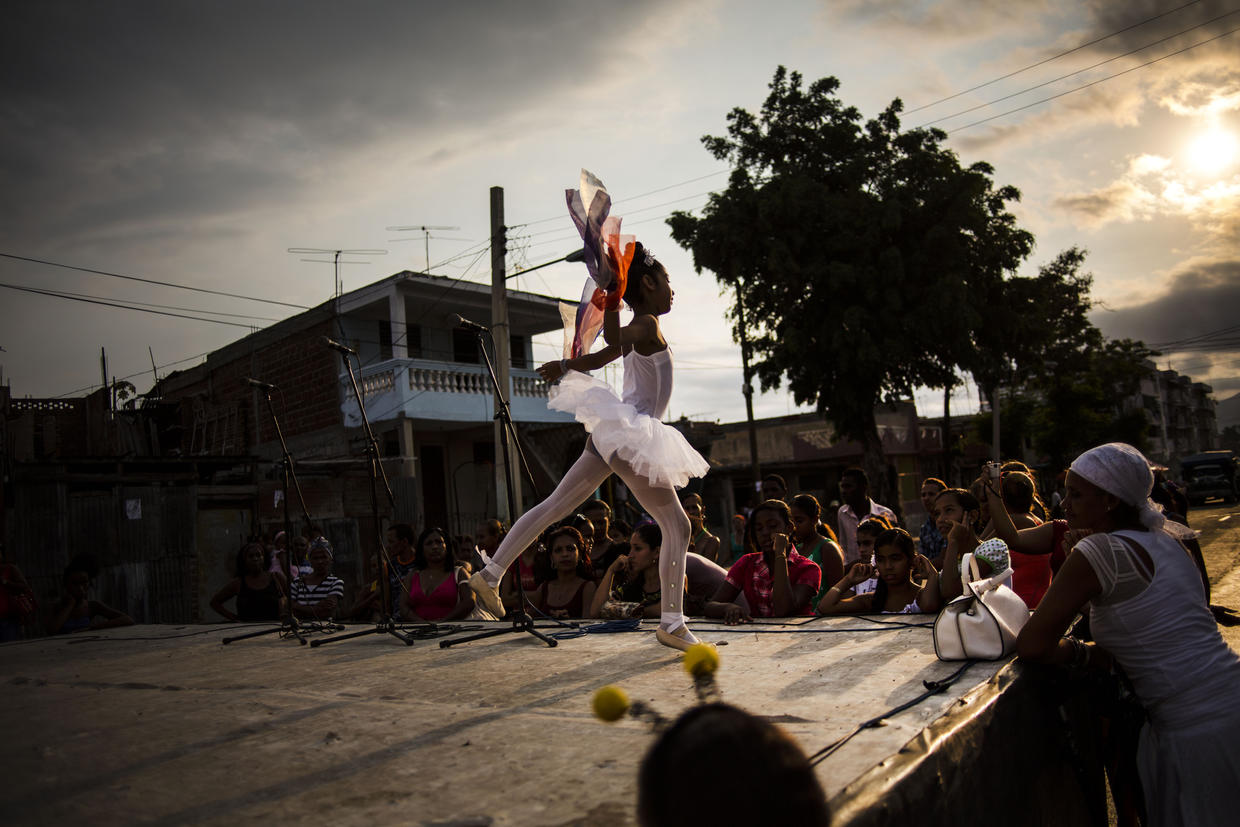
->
<box><xmin>860</xmin><ymin>424</ymin><xmax>900</xmax><ymax>525</ymax></box>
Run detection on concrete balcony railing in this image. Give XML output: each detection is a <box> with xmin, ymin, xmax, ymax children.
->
<box><xmin>340</xmin><ymin>358</ymin><xmax>575</xmax><ymax>427</ymax></box>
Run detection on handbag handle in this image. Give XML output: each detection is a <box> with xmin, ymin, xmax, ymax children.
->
<box><xmin>960</xmin><ymin>551</ymin><xmax>1015</xmax><ymax>594</ymax></box>
<box><xmin>959</xmin><ymin>552</ymin><xmax>981</xmax><ymax>593</ymax></box>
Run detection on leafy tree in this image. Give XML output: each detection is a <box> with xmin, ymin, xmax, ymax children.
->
<box><xmin>669</xmin><ymin>67</ymin><xmax>1033</xmax><ymax>503</ymax></box>
<box><xmin>1026</xmin><ymin>337</ymin><xmax>1156</xmax><ymax>469</ymax></box>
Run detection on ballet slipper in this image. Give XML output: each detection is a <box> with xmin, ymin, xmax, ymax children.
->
<box><xmin>655</xmin><ymin>623</ymin><xmax>702</xmax><ymax>652</ymax></box>
<box><xmin>468</xmin><ymin>572</ymin><xmax>504</xmax><ymax>618</ymax></box>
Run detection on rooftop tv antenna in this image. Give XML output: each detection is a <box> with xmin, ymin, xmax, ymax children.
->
<box><xmin>287</xmin><ymin>247</ymin><xmax>387</xmax><ymax>298</ymax></box>
<box><xmin>386</xmin><ymin>225</ymin><xmax>464</xmax><ymax>273</ymax></box>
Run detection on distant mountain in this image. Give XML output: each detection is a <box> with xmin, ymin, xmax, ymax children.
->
<box><xmin>1218</xmin><ymin>392</ymin><xmax>1240</xmax><ymax>431</ymax></box>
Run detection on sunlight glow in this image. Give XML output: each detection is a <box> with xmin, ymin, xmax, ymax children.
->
<box><xmin>1185</xmin><ymin>128</ymin><xmax>1238</xmax><ymax>175</ymax></box>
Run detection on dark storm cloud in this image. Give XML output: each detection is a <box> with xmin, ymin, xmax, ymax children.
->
<box><xmin>0</xmin><ymin>0</ymin><xmax>663</xmax><ymax>247</ymax></box>
<box><xmin>1092</xmin><ymin>258</ymin><xmax>1240</xmax><ymax>347</ymax></box>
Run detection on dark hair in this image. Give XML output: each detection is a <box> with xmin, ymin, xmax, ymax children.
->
<box><xmin>935</xmin><ymin>488</ymin><xmax>982</xmax><ymax>532</ymax></box>
<box><xmin>63</xmin><ymin>552</ymin><xmax>100</xmax><ymax>584</ymax></box>
<box><xmin>480</xmin><ymin>518</ymin><xmax>505</xmax><ymax>539</ymax></box>
<box><xmin>391</xmin><ymin>523</ymin><xmax>416</xmax><ymax>544</ymax></box>
<box><xmin>537</xmin><ymin>525</ymin><xmax>593</xmax><ymax>582</ymax></box>
<box><xmin>745</xmin><ymin>499</ymin><xmax>792</xmax><ymax>555</ymax></box>
<box><xmin>790</xmin><ymin>493</ymin><xmax>821</xmax><ymax>521</ymax></box>
<box><xmin>841</xmin><ymin>467</ymin><xmax>869</xmax><ymax>487</ymax></box>
<box><xmin>921</xmin><ymin>477</ymin><xmax>947</xmax><ymax>492</ymax></box>
<box><xmin>632</xmin><ymin>522</ymin><xmax>663</xmax><ymax>550</ymax></box>
<box><xmin>234</xmin><ymin>541</ymin><xmax>271</xmax><ymax>578</ymax></box>
<box><xmin>638</xmin><ymin>703</ymin><xmax>830</xmax><ymax>827</ymax></box>
<box><xmin>856</xmin><ymin>516</ymin><xmax>891</xmax><ymax>540</ymax></box>
<box><xmin>582</xmin><ymin>498</ymin><xmax>612</xmax><ymax>519</ymax></box>
<box><xmin>564</xmin><ymin>513</ymin><xmax>595</xmax><ymax>544</ymax></box>
<box><xmin>1000</xmin><ymin>471</ymin><xmax>1036</xmax><ymax>514</ymax></box>
<box><xmin>871</xmin><ymin>528</ymin><xmax>916</xmax><ymax>612</ymax></box>
<box><xmin>762</xmin><ymin>473</ymin><xmax>788</xmax><ymax>491</ymax></box>
<box><xmin>414</xmin><ymin>527</ymin><xmax>455</xmax><ymax>572</ymax></box>
<box><xmin>623</xmin><ymin>241</ymin><xmax>666</xmax><ymax>308</ymax></box>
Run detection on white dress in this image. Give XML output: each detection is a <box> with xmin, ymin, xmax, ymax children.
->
<box><xmin>549</xmin><ymin>347</ymin><xmax>709</xmax><ymax>489</ymax></box>
<box><xmin>1076</xmin><ymin>529</ymin><xmax>1240</xmax><ymax>826</ymax></box>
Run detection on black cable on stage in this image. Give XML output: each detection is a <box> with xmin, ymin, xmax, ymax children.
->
<box><xmin>807</xmin><ymin>659</ymin><xmax>980</xmax><ymax>766</ymax></box>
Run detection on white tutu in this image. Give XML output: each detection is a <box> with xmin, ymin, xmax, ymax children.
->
<box><xmin>549</xmin><ymin>371</ymin><xmax>710</xmax><ymax>489</ymax></box>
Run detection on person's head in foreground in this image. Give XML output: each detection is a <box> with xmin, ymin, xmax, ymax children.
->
<box><xmin>637</xmin><ymin>702</ymin><xmax>829</xmax><ymax>826</ymax></box>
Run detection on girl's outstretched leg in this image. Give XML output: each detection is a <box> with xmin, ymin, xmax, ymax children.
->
<box><xmin>468</xmin><ymin>448</ymin><xmax>611</xmax><ymax>616</ymax></box>
<box><xmin>611</xmin><ymin>462</ymin><xmax>700</xmax><ymax>651</ymax></box>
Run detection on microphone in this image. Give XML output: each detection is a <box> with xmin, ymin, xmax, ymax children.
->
<box><xmin>245</xmin><ymin>377</ymin><xmax>277</xmax><ymax>390</ymax></box>
<box><xmin>450</xmin><ymin>313</ymin><xmax>489</xmax><ymax>334</ymax></box>
<box><xmin>323</xmin><ymin>336</ymin><xmax>357</xmax><ymax>356</ymax></box>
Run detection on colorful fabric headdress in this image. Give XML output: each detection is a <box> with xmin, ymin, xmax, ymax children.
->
<box><xmin>564</xmin><ymin>169</ymin><xmax>636</xmax><ymax>359</ymax></box>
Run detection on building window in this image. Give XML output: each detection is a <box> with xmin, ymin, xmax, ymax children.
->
<box><xmin>407</xmin><ymin>324</ymin><xmax>423</xmax><ymax>358</ymax></box>
<box><xmin>510</xmin><ymin>334</ymin><xmax>529</xmax><ymax>369</ymax></box>
<box><xmin>453</xmin><ymin>328</ymin><xmax>479</xmax><ymax>364</ymax></box>
<box><xmin>378</xmin><ymin>320</ymin><xmax>392</xmax><ymax>360</ymax></box>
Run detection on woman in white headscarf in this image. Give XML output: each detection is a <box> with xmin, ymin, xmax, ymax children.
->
<box><xmin>1016</xmin><ymin>442</ymin><xmax>1240</xmax><ymax>826</ymax></box>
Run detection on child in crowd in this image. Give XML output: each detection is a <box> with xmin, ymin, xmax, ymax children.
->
<box><xmin>47</xmin><ymin>554</ymin><xmax>134</xmax><ymax>634</ymax></box>
<box><xmin>638</xmin><ymin>703</ymin><xmax>830</xmax><ymax>827</ymax></box>
<box><xmin>936</xmin><ymin>488</ymin><xmax>1011</xmax><ymax>602</ymax></box>
<box><xmin>291</xmin><ymin>540</ymin><xmax>344</xmax><ymax>620</ymax></box>
<box><xmin>818</xmin><ymin>528</ymin><xmax>940</xmax><ymax>615</ymax></box>
<box><xmin>704</xmin><ymin>499</ymin><xmax>821</xmax><ymax>624</ymax></box>
<box><xmin>534</xmin><ymin>525</ymin><xmax>597</xmax><ymax>619</ymax></box>
<box><xmin>589</xmin><ymin>524</ymin><xmax>663</xmax><ymax>619</ymax></box>
<box><xmin>841</xmin><ymin>517</ymin><xmax>893</xmax><ymax>599</ymax></box>
<box><xmin>210</xmin><ymin>541</ymin><xmax>288</xmax><ymax>622</ymax></box>
<box><xmin>790</xmin><ymin>494</ymin><xmax>845</xmax><ymax>612</ymax></box>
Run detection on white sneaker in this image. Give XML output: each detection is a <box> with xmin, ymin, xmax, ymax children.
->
<box><xmin>468</xmin><ymin>571</ymin><xmax>504</xmax><ymax>618</ymax></box>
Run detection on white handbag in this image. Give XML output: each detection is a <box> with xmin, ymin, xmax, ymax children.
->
<box><xmin>933</xmin><ymin>551</ymin><xmax>1030</xmax><ymax>661</ymax></box>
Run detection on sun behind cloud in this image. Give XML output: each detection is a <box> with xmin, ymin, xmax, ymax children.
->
<box><xmin>1185</xmin><ymin>126</ymin><xmax>1239</xmax><ymax>176</ymax></box>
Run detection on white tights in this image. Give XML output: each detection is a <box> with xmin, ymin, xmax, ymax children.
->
<box><xmin>480</xmin><ymin>441</ymin><xmax>691</xmax><ymax>632</ymax></box>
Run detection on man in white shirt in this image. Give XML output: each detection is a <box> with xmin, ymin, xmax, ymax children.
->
<box><xmin>835</xmin><ymin>467</ymin><xmax>896</xmax><ymax>566</ymax></box>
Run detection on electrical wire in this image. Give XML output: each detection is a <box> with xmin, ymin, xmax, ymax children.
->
<box><xmin>947</xmin><ymin>23</ymin><xmax>1240</xmax><ymax>134</ymax></box>
<box><xmin>0</xmin><ymin>252</ymin><xmax>310</xmax><ymax>309</ymax></box>
<box><xmin>1</xmin><ymin>281</ymin><xmax>266</xmax><ymax>329</ymax></box>
<box><xmin>917</xmin><ymin>7</ymin><xmax>1240</xmax><ymax>128</ymax></box>
<box><xmin>905</xmin><ymin>0</ymin><xmax>1205</xmax><ymax>114</ymax></box>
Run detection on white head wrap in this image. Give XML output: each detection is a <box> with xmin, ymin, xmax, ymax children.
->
<box><xmin>1069</xmin><ymin>443</ymin><xmax>1195</xmax><ymax>540</ymax></box>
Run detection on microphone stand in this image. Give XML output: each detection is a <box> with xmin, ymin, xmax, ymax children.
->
<box><xmin>441</xmin><ymin>325</ymin><xmax>564</xmax><ymax>649</ymax></box>
<box><xmin>312</xmin><ymin>343</ymin><xmax>420</xmax><ymax>647</ymax></box>
<box><xmin>225</xmin><ymin>387</ymin><xmax>342</xmax><ymax>644</ymax></box>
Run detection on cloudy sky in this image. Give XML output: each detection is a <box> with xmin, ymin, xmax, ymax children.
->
<box><xmin>3</xmin><ymin>0</ymin><xmax>1239</xmax><ymax>425</ymax></box>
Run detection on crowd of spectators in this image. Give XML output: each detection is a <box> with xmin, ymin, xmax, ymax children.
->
<box><xmin>11</xmin><ymin>454</ymin><xmax>1211</xmax><ymax>639</ymax></box>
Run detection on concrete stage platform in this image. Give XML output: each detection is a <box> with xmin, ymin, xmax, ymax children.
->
<box><xmin>1</xmin><ymin>618</ymin><xmax>1100</xmax><ymax>826</ymax></box>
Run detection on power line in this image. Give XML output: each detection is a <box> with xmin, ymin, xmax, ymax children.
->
<box><xmin>510</xmin><ymin>169</ymin><xmax>728</xmax><ymax>230</ymax></box>
<box><xmin>1</xmin><ymin>282</ymin><xmax>263</xmax><ymax>329</ymax></box>
<box><xmin>905</xmin><ymin>0</ymin><xmax>1204</xmax><ymax>114</ymax></box>
<box><xmin>918</xmin><ymin>7</ymin><xmax>1240</xmax><ymax>129</ymax></box>
<box><xmin>2</xmin><ymin>282</ymin><xmax>284</xmax><ymax>323</ymax></box>
<box><xmin>54</xmin><ymin>350</ymin><xmax>213</xmax><ymax>398</ymax></box>
<box><xmin>0</xmin><ymin>252</ymin><xmax>310</xmax><ymax>310</ymax></box>
<box><xmin>947</xmin><ymin>23</ymin><xmax>1240</xmax><ymax>134</ymax></box>
<box><xmin>1151</xmin><ymin>322</ymin><xmax>1240</xmax><ymax>349</ymax></box>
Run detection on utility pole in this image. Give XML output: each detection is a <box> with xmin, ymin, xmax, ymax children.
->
<box><xmin>490</xmin><ymin>186</ymin><xmax>521</xmax><ymax>520</ymax></box>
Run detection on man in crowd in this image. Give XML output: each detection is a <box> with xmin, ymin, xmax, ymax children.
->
<box><xmin>835</xmin><ymin>468</ymin><xmax>896</xmax><ymax>566</ymax></box>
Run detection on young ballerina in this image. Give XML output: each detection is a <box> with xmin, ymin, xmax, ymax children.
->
<box><xmin>468</xmin><ymin>241</ymin><xmax>709</xmax><ymax>650</ymax></box>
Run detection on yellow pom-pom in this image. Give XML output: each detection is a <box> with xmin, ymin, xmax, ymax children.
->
<box><xmin>682</xmin><ymin>643</ymin><xmax>720</xmax><ymax>677</ymax></box>
<box><xmin>592</xmin><ymin>685</ymin><xmax>630</xmax><ymax>722</ymax></box>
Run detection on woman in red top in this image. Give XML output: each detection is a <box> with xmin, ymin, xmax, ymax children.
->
<box><xmin>399</xmin><ymin>528</ymin><xmax>481</xmax><ymax>623</ymax></box>
<box><xmin>535</xmin><ymin>526</ymin><xmax>597</xmax><ymax>619</ymax></box>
